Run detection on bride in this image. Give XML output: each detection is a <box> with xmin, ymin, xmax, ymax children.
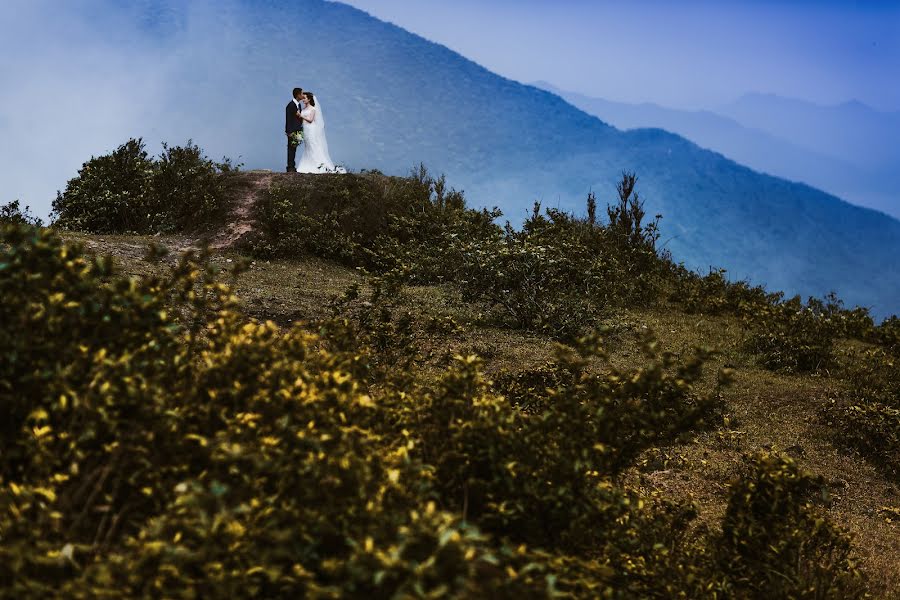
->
<box><xmin>296</xmin><ymin>91</ymin><xmax>345</xmax><ymax>174</ymax></box>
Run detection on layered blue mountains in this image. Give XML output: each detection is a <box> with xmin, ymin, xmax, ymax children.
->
<box><xmin>11</xmin><ymin>0</ymin><xmax>900</xmax><ymax>317</ymax></box>
<box><xmin>535</xmin><ymin>82</ymin><xmax>900</xmax><ymax>221</ymax></box>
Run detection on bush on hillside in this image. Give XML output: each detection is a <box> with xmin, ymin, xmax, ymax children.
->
<box><xmin>451</xmin><ymin>176</ymin><xmax>670</xmax><ymax>340</ymax></box>
<box><xmin>51</xmin><ymin>138</ymin><xmax>237</xmax><ymax>234</ymax></box>
<box><xmin>246</xmin><ymin>165</ymin><xmax>499</xmax><ymax>279</ymax></box>
<box><xmin>827</xmin><ymin>399</ymin><xmax>900</xmax><ymax>481</ymax></box>
<box><xmin>669</xmin><ymin>267</ymin><xmax>778</xmax><ymax>317</ymax></box>
<box><xmin>317</xmin><ymin>277</ymin><xmax>422</xmax><ymax>389</ymax></box>
<box><xmin>0</xmin><ymin>221</ymin><xmax>868</xmax><ymax>597</ymax></box>
<box><xmin>0</xmin><ymin>200</ymin><xmax>43</xmax><ymax>227</ymax></box>
<box><xmin>807</xmin><ymin>292</ymin><xmax>875</xmax><ymax>340</ymax></box>
<box><xmin>451</xmin><ymin>223</ymin><xmax>602</xmax><ymax>340</ymax></box>
<box><xmin>873</xmin><ymin>315</ymin><xmax>900</xmax><ymax>354</ymax></box>
<box><xmin>51</xmin><ymin>138</ymin><xmax>153</xmax><ymax>233</ymax></box>
<box><xmin>742</xmin><ymin>295</ymin><xmax>838</xmax><ymax>374</ymax></box>
<box><xmin>715</xmin><ymin>450</ymin><xmax>865</xmax><ymax>599</ymax></box>
<box><xmin>151</xmin><ymin>141</ymin><xmax>239</xmax><ymax>232</ymax></box>
<box><xmin>824</xmin><ymin>347</ymin><xmax>900</xmax><ymax>479</ymax></box>
<box><xmin>491</xmin><ymin>361</ymin><xmax>577</xmax><ymax>414</ymax></box>
<box><xmin>605</xmin><ymin>172</ymin><xmax>663</xmax><ymax>259</ymax></box>
<box><xmin>397</xmin><ymin>333</ymin><xmax>724</xmax><ymax>552</ymax></box>
<box><xmin>249</xmin><ymin>169</ymin><xmax>674</xmax><ymax>340</ymax></box>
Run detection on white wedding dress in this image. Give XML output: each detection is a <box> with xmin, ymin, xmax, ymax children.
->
<box><xmin>296</xmin><ymin>96</ymin><xmax>345</xmax><ymax>174</ymax></box>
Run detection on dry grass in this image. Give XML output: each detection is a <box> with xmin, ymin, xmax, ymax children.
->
<box><xmin>622</xmin><ymin>306</ymin><xmax>900</xmax><ymax>597</ymax></box>
<box><xmin>62</xmin><ymin>232</ymin><xmax>900</xmax><ymax>597</ymax></box>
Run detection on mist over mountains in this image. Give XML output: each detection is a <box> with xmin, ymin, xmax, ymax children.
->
<box><xmin>2</xmin><ymin>0</ymin><xmax>899</xmax><ymax>317</ymax></box>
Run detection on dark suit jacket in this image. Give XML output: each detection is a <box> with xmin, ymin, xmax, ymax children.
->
<box><xmin>285</xmin><ymin>101</ymin><xmax>304</xmax><ymax>134</ymax></box>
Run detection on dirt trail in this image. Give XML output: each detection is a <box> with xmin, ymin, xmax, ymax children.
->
<box><xmin>208</xmin><ymin>170</ymin><xmax>275</xmax><ymax>250</ymax></box>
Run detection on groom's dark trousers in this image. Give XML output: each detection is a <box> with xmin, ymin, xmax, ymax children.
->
<box><xmin>286</xmin><ymin>100</ymin><xmax>304</xmax><ymax>172</ymax></box>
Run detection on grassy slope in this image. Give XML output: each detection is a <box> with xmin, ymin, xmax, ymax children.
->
<box><xmin>64</xmin><ymin>229</ymin><xmax>900</xmax><ymax>595</ymax></box>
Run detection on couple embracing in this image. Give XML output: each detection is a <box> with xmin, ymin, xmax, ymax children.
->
<box><xmin>285</xmin><ymin>87</ymin><xmax>344</xmax><ymax>174</ymax></box>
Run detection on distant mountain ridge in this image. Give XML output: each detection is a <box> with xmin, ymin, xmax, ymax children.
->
<box><xmin>533</xmin><ymin>82</ymin><xmax>900</xmax><ymax>219</ymax></box>
<box><xmin>719</xmin><ymin>92</ymin><xmax>900</xmax><ymax>169</ymax></box>
<box><xmin>42</xmin><ymin>0</ymin><xmax>900</xmax><ymax>317</ymax></box>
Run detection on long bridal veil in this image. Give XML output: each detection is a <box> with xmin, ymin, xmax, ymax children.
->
<box><xmin>297</xmin><ymin>95</ymin><xmax>345</xmax><ymax>173</ymax></box>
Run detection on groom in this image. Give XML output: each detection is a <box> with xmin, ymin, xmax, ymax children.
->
<box><xmin>285</xmin><ymin>87</ymin><xmax>304</xmax><ymax>172</ymax></box>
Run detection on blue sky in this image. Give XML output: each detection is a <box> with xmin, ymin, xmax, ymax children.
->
<box><xmin>344</xmin><ymin>0</ymin><xmax>900</xmax><ymax>110</ymax></box>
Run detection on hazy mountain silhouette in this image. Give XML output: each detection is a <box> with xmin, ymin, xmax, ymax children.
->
<box><xmin>534</xmin><ymin>82</ymin><xmax>900</xmax><ymax>219</ymax></box>
<box><xmin>49</xmin><ymin>0</ymin><xmax>900</xmax><ymax>316</ymax></box>
<box><xmin>720</xmin><ymin>93</ymin><xmax>900</xmax><ymax>216</ymax></box>
<box><xmin>719</xmin><ymin>93</ymin><xmax>900</xmax><ymax>170</ymax></box>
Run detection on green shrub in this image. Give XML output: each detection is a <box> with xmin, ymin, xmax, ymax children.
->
<box><xmin>317</xmin><ymin>278</ymin><xmax>422</xmax><ymax>389</ymax></box>
<box><xmin>491</xmin><ymin>361</ymin><xmax>577</xmax><ymax>414</ymax></box>
<box><xmin>150</xmin><ymin>141</ymin><xmax>238</xmax><ymax>232</ymax></box>
<box><xmin>452</xmin><ymin>225</ymin><xmax>603</xmax><ymax>340</ymax></box>
<box><xmin>397</xmin><ymin>333</ymin><xmax>725</xmax><ymax>555</ymax></box>
<box><xmin>51</xmin><ymin>138</ymin><xmax>236</xmax><ymax>234</ymax></box>
<box><xmin>715</xmin><ymin>450</ymin><xmax>866</xmax><ymax>599</ymax></box>
<box><xmin>827</xmin><ymin>400</ymin><xmax>900</xmax><ymax>480</ymax></box>
<box><xmin>825</xmin><ymin>347</ymin><xmax>900</xmax><ymax>478</ymax></box>
<box><xmin>670</xmin><ymin>267</ymin><xmax>777</xmax><ymax>317</ymax></box>
<box><xmin>246</xmin><ymin>173</ymin><xmax>380</xmax><ymax>263</ymax></box>
<box><xmin>605</xmin><ymin>171</ymin><xmax>664</xmax><ymax>262</ymax></box>
<box><xmin>0</xmin><ymin>200</ymin><xmax>43</xmax><ymax>227</ymax></box>
<box><xmin>743</xmin><ymin>295</ymin><xmax>838</xmax><ymax>374</ymax></box>
<box><xmin>808</xmin><ymin>292</ymin><xmax>875</xmax><ymax>341</ymax></box>
<box><xmin>873</xmin><ymin>315</ymin><xmax>900</xmax><ymax>354</ymax></box>
<box><xmin>452</xmin><ymin>176</ymin><xmax>669</xmax><ymax>340</ymax></box>
<box><xmin>247</xmin><ymin>165</ymin><xmax>498</xmax><ymax>281</ymax></box>
<box><xmin>51</xmin><ymin>138</ymin><xmax>154</xmax><ymax>233</ymax></box>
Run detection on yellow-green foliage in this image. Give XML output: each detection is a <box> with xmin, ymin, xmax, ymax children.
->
<box><xmin>669</xmin><ymin>267</ymin><xmax>776</xmax><ymax>317</ymax></box>
<box><xmin>820</xmin><ymin>315</ymin><xmax>900</xmax><ymax>480</ymax></box>
<box><xmin>0</xmin><ymin>200</ymin><xmax>43</xmax><ymax>227</ymax></box>
<box><xmin>717</xmin><ymin>450</ymin><xmax>865</xmax><ymax>598</ymax></box>
<box><xmin>247</xmin><ymin>165</ymin><xmax>498</xmax><ymax>281</ymax></box>
<box><xmin>825</xmin><ymin>347</ymin><xmax>900</xmax><ymax>479</ymax></box>
<box><xmin>742</xmin><ymin>295</ymin><xmax>838</xmax><ymax>374</ymax></box>
<box><xmin>0</xmin><ymin>223</ymin><xmax>867</xmax><ymax>598</ymax></box>
<box><xmin>874</xmin><ymin>316</ymin><xmax>900</xmax><ymax>354</ymax></box>
<box><xmin>453</xmin><ymin>205</ymin><xmax>666</xmax><ymax>341</ymax></box>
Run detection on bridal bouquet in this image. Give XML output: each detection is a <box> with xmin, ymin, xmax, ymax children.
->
<box><xmin>288</xmin><ymin>131</ymin><xmax>304</xmax><ymax>147</ymax></box>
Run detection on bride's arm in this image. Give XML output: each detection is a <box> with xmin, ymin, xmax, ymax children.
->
<box><xmin>302</xmin><ymin>108</ymin><xmax>316</xmax><ymax>124</ymax></box>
